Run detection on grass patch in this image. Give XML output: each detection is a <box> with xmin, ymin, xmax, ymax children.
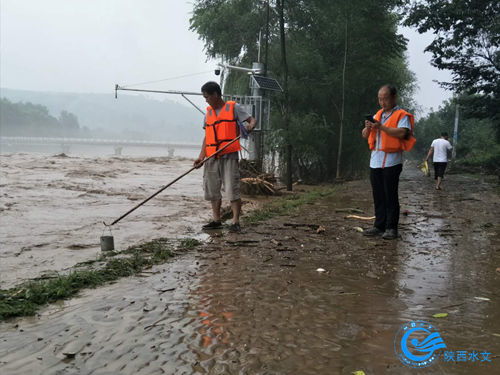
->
<box><xmin>0</xmin><ymin>237</ymin><xmax>201</xmax><ymax>321</ymax></box>
<box><xmin>179</xmin><ymin>238</ymin><xmax>202</xmax><ymax>249</ymax></box>
<box><xmin>245</xmin><ymin>185</ymin><xmax>337</xmax><ymax>224</ymax></box>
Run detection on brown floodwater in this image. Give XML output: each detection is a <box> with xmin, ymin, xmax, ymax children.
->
<box><xmin>0</xmin><ymin>160</ymin><xmax>499</xmax><ymax>374</ymax></box>
<box><xmin>0</xmin><ymin>153</ymin><xmax>209</xmax><ymax>289</ymax></box>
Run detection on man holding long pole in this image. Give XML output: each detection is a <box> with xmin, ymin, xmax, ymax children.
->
<box><xmin>194</xmin><ymin>81</ymin><xmax>257</xmax><ymax>232</ymax></box>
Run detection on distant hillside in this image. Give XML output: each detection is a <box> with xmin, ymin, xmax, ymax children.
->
<box><xmin>0</xmin><ymin>88</ymin><xmax>204</xmax><ymax>142</ymax></box>
<box><xmin>0</xmin><ymin>98</ymin><xmax>89</xmax><ymax>138</ymax></box>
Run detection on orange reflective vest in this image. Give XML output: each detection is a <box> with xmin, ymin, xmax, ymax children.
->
<box><xmin>204</xmin><ymin>101</ymin><xmax>241</xmax><ymax>157</ymax></box>
<box><xmin>368</xmin><ymin>108</ymin><xmax>416</xmax><ymax>153</ymax></box>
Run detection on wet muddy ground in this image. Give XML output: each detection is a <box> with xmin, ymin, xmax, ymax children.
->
<box><xmin>1</xmin><ymin>162</ymin><xmax>499</xmax><ymax>374</ymax></box>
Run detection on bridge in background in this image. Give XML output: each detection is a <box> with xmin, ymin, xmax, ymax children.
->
<box><xmin>0</xmin><ymin>136</ymin><xmax>200</xmax><ymax>156</ymax></box>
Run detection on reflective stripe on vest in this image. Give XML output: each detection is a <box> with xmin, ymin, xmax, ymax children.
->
<box><xmin>204</xmin><ymin>101</ymin><xmax>241</xmax><ymax>157</ymax></box>
<box><xmin>367</xmin><ymin>108</ymin><xmax>416</xmax><ymax>153</ymax></box>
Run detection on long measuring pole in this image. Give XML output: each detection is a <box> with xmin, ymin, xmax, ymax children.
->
<box><xmin>104</xmin><ymin>136</ymin><xmax>241</xmax><ymax>227</ymax></box>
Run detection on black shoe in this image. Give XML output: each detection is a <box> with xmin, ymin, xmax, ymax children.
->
<box><xmin>363</xmin><ymin>227</ymin><xmax>384</xmax><ymax>236</ymax></box>
<box><xmin>228</xmin><ymin>223</ymin><xmax>241</xmax><ymax>233</ymax></box>
<box><xmin>382</xmin><ymin>229</ymin><xmax>398</xmax><ymax>240</ymax></box>
<box><xmin>202</xmin><ymin>221</ymin><xmax>222</xmax><ymax>230</ymax></box>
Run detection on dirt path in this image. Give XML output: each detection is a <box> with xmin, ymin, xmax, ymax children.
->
<box><xmin>1</xmin><ymin>166</ymin><xmax>499</xmax><ymax>374</ymax></box>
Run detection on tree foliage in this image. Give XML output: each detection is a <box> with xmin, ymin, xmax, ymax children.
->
<box><xmin>404</xmin><ymin>0</ymin><xmax>499</xmax><ymax>147</ymax></box>
<box><xmin>415</xmin><ymin>97</ymin><xmax>499</xmax><ymax>174</ymax></box>
<box><xmin>0</xmin><ymin>98</ymin><xmax>83</xmax><ymax>137</ymax></box>
<box><xmin>404</xmin><ymin>0</ymin><xmax>499</xmax><ymax>96</ymax></box>
<box><xmin>59</xmin><ymin>110</ymin><xmax>80</xmax><ymax>132</ymax></box>
<box><xmin>191</xmin><ymin>0</ymin><xmax>416</xmax><ymax>180</ymax></box>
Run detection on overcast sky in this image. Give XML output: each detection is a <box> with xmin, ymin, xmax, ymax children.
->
<box><xmin>1</xmin><ymin>0</ymin><xmax>453</xmax><ymax>116</ymax></box>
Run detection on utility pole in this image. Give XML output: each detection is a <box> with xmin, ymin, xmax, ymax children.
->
<box><xmin>278</xmin><ymin>0</ymin><xmax>292</xmax><ymax>191</ymax></box>
<box><xmin>452</xmin><ymin>104</ymin><xmax>459</xmax><ymax>160</ymax></box>
<box><xmin>264</xmin><ymin>0</ymin><xmax>270</xmax><ymax>76</ymax></box>
<box><xmin>336</xmin><ymin>19</ymin><xmax>348</xmax><ymax>180</ymax></box>
<box><xmin>251</xmin><ymin>62</ymin><xmax>264</xmax><ymax>165</ymax></box>
<box><xmin>219</xmin><ymin>57</ymin><xmax>225</xmax><ymax>89</ymax></box>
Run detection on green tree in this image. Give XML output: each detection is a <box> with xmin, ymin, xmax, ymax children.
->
<box><xmin>404</xmin><ymin>0</ymin><xmax>499</xmax><ymax>141</ymax></box>
<box><xmin>415</xmin><ymin>97</ymin><xmax>499</xmax><ymax>174</ymax></box>
<box><xmin>191</xmin><ymin>0</ymin><xmax>416</xmax><ymax>180</ymax></box>
<box><xmin>404</xmin><ymin>0</ymin><xmax>499</xmax><ymax>96</ymax></box>
<box><xmin>0</xmin><ymin>98</ymin><xmax>81</xmax><ymax>137</ymax></box>
<box><xmin>59</xmin><ymin>110</ymin><xmax>80</xmax><ymax>131</ymax></box>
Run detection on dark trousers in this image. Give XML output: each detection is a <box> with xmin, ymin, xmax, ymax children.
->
<box><xmin>370</xmin><ymin>164</ymin><xmax>402</xmax><ymax>231</ymax></box>
<box><xmin>433</xmin><ymin>162</ymin><xmax>447</xmax><ymax>179</ymax></box>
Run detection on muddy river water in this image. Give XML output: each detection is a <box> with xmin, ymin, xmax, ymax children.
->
<box><xmin>0</xmin><ymin>152</ymin><xmax>209</xmax><ymax>289</ymax></box>
<box><xmin>1</xmin><ymin>153</ymin><xmax>499</xmax><ymax>374</ymax></box>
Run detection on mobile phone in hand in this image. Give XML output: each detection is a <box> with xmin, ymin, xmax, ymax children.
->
<box><xmin>365</xmin><ymin>114</ymin><xmax>375</xmax><ymax>123</ymax></box>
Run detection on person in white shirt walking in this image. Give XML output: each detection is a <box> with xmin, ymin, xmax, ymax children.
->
<box><xmin>425</xmin><ymin>132</ymin><xmax>453</xmax><ymax>190</ymax></box>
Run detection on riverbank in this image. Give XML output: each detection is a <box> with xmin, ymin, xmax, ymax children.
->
<box><xmin>0</xmin><ymin>186</ymin><xmax>335</xmax><ymax>321</ymax></box>
<box><xmin>1</xmin><ymin>165</ymin><xmax>499</xmax><ymax>374</ymax></box>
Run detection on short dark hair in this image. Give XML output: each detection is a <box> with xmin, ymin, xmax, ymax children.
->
<box><xmin>201</xmin><ymin>81</ymin><xmax>222</xmax><ymax>97</ymax></box>
<box><xmin>380</xmin><ymin>84</ymin><xmax>397</xmax><ymax>96</ymax></box>
<box><xmin>441</xmin><ymin>132</ymin><xmax>449</xmax><ymax>137</ymax></box>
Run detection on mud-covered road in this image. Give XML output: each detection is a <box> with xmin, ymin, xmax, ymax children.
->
<box><xmin>1</xmin><ymin>164</ymin><xmax>499</xmax><ymax>374</ymax></box>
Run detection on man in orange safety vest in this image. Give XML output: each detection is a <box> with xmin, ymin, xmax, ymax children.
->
<box><xmin>194</xmin><ymin>81</ymin><xmax>256</xmax><ymax>233</ymax></box>
<box><xmin>361</xmin><ymin>84</ymin><xmax>416</xmax><ymax>240</ymax></box>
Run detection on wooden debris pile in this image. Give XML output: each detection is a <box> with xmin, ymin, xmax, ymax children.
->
<box><xmin>241</xmin><ymin>174</ymin><xmax>277</xmax><ymax>195</ymax></box>
<box><xmin>239</xmin><ymin>159</ymin><xmax>279</xmax><ymax>195</ymax></box>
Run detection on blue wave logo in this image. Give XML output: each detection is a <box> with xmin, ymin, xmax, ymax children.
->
<box><xmin>395</xmin><ymin>321</ymin><xmax>447</xmax><ymax>368</ymax></box>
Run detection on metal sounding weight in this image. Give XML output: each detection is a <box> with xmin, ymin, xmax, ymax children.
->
<box><xmin>100</xmin><ymin>226</ymin><xmax>115</xmax><ymax>251</ymax></box>
<box><xmin>102</xmin><ymin>136</ymin><xmax>241</xmax><ymax>227</ymax></box>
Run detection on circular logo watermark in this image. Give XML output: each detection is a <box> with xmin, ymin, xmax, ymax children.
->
<box><xmin>394</xmin><ymin>320</ymin><xmax>447</xmax><ymax>368</ymax></box>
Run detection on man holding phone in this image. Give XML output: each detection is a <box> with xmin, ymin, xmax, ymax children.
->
<box><xmin>361</xmin><ymin>85</ymin><xmax>415</xmax><ymax>239</ymax></box>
